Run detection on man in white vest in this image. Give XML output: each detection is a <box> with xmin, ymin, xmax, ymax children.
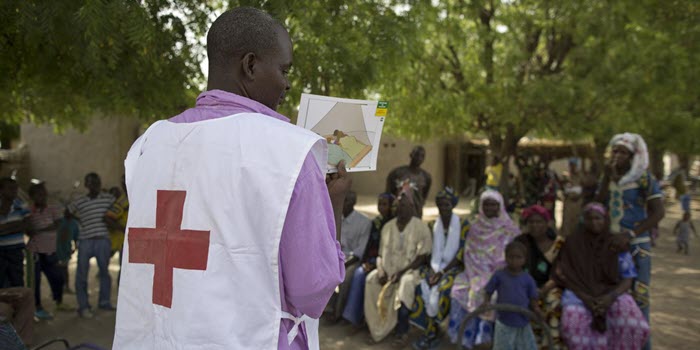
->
<box><xmin>113</xmin><ymin>7</ymin><xmax>350</xmax><ymax>350</ymax></box>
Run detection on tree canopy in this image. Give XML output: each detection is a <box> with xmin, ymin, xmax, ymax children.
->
<box><xmin>2</xmin><ymin>0</ymin><xmax>698</xmax><ymax>163</ymax></box>
<box><xmin>1</xmin><ymin>0</ymin><xmax>212</xmax><ymax>129</ymax></box>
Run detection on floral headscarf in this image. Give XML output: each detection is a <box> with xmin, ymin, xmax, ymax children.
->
<box><xmin>451</xmin><ymin>190</ymin><xmax>521</xmax><ymax>311</ymax></box>
<box><xmin>435</xmin><ymin>186</ymin><xmax>459</xmax><ymax>207</ymax></box>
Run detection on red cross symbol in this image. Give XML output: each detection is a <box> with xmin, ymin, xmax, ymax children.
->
<box><xmin>128</xmin><ymin>190</ymin><xmax>210</xmax><ymax>308</ymax></box>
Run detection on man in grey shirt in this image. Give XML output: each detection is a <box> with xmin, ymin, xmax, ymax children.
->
<box><xmin>67</xmin><ymin>173</ymin><xmax>116</xmax><ymax>318</ymax></box>
<box><xmin>327</xmin><ymin>191</ymin><xmax>371</xmax><ymax>321</ymax></box>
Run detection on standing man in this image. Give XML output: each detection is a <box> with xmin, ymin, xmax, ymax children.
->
<box><xmin>385</xmin><ymin>146</ymin><xmax>432</xmax><ymax>218</ymax></box>
<box><xmin>484</xmin><ymin>156</ymin><xmax>502</xmax><ymax>190</ymax></box>
<box><xmin>596</xmin><ymin>133</ymin><xmax>664</xmax><ymax>350</ymax></box>
<box><xmin>671</xmin><ymin>168</ymin><xmax>691</xmax><ymax>213</ymax></box>
<box><xmin>0</xmin><ymin>178</ymin><xmax>29</xmax><ymax>288</ymax></box>
<box><xmin>67</xmin><ymin>173</ymin><xmax>116</xmax><ymax>318</ymax></box>
<box><xmin>27</xmin><ymin>182</ymin><xmax>69</xmax><ymax>319</ymax></box>
<box><xmin>113</xmin><ymin>7</ymin><xmax>350</xmax><ymax>350</ymax></box>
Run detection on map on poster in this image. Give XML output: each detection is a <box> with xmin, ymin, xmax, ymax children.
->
<box><xmin>297</xmin><ymin>94</ymin><xmax>387</xmax><ymax>172</ymax></box>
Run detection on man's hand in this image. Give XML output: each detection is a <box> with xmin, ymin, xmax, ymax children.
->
<box><xmin>377</xmin><ymin>270</ymin><xmax>388</xmax><ymax>285</ymax></box>
<box><xmin>344</xmin><ymin>255</ymin><xmax>359</xmax><ymax>267</ymax></box>
<box><xmin>362</xmin><ymin>262</ymin><xmax>375</xmax><ymax>273</ymax></box>
<box><xmin>610</xmin><ymin>232</ymin><xmax>631</xmax><ymax>252</ymax></box>
<box><xmin>581</xmin><ymin>295</ymin><xmax>597</xmax><ymax>313</ymax></box>
<box><xmin>604</xmin><ymin>159</ymin><xmax>616</xmax><ymax>179</ymax></box>
<box><xmin>389</xmin><ymin>271</ymin><xmax>404</xmax><ymax>284</ymax></box>
<box><xmin>327</xmin><ymin>160</ymin><xmax>352</xmax><ymax>204</ymax></box>
<box><xmin>594</xmin><ymin>293</ymin><xmax>616</xmax><ymax>316</ymax></box>
<box><xmin>428</xmin><ymin>272</ymin><xmax>442</xmax><ymax>286</ymax></box>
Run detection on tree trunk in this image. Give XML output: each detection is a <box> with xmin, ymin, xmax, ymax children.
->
<box><xmin>678</xmin><ymin>153</ymin><xmax>690</xmax><ymax>176</ymax></box>
<box><xmin>648</xmin><ymin>147</ymin><xmax>665</xmax><ymax>180</ymax></box>
<box><xmin>490</xmin><ymin>126</ymin><xmax>522</xmax><ymax>206</ymax></box>
<box><xmin>591</xmin><ymin>136</ymin><xmax>608</xmax><ymax>178</ymax></box>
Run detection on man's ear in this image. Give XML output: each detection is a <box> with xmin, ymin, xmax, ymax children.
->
<box><xmin>241</xmin><ymin>52</ymin><xmax>257</xmax><ymax>80</ymax></box>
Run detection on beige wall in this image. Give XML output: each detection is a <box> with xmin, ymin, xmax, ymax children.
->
<box><xmin>18</xmin><ymin>120</ymin><xmax>446</xmax><ymax>201</ymax></box>
<box><xmin>349</xmin><ymin>135</ymin><xmax>445</xmax><ymax>200</ymax></box>
<box><xmin>20</xmin><ymin>117</ymin><xmax>142</xmax><ymax>199</ymax></box>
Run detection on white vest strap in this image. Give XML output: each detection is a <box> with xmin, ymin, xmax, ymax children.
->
<box><xmin>281</xmin><ymin>311</ymin><xmax>314</xmax><ymax>345</ymax></box>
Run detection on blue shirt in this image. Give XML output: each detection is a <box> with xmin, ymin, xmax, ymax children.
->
<box><xmin>606</xmin><ymin>172</ymin><xmax>662</xmax><ymax>233</ymax></box>
<box><xmin>485</xmin><ymin>269</ymin><xmax>538</xmax><ymax>327</ymax></box>
<box><xmin>561</xmin><ymin>252</ymin><xmax>637</xmax><ymax>306</ymax></box>
<box><xmin>0</xmin><ymin>199</ymin><xmax>30</xmax><ymax>249</ymax></box>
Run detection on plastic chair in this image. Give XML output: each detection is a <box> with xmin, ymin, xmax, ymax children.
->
<box><xmin>30</xmin><ymin>338</ymin><xmax>107</xmax><ymax>350</ymax></box>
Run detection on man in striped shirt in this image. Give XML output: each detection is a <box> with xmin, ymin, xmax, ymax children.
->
<box><xmin>0</xmin><ymin>177</ymin><xmax>30</xmax><ymax>288</ymax></box>
<box><xmin>67</xmin><ymin>173</ymin><xmax>116</xmax><ymax>318</ymax></box>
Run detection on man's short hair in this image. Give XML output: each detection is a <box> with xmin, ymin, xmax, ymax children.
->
<box><xmin>411</xmin><ymin>146</ymin><xmax>425</xmax><ymax>154</ymax></box>
<box><xmin>85</xmin><ymin>172</ymin><xmax>100</xmax><ymax>183</ymax></box>
<box><xmin>207</xmin><ymin>7</ymin><xmax>284</xmax><ymax>67</ymax></box>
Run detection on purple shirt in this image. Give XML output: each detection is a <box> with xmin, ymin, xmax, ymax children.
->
<box><xmin>484</xmin><ymin>269</ymin><xmax>538</xmax><ymax>328</ymax></box>
<box><xmin>170</xmin><ymin>90</ymin><xmax>345</xmax><ymax>349</ymax></box>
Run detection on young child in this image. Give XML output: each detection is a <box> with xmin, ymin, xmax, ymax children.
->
<box><xmin>674</xmin><ymin>212</ymin><xmax>698</xmax><ymax>255</ymax></box>
<box><xmin>483</xmin><ymin>241</ymin><xmax>540</xmax><ymax>350</ymax></box>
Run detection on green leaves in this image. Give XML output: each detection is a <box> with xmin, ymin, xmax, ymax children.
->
<box><xmin>0</xmin><ymin>0</ymin><xmax>212</xmax><ymax>128</ymax></box>
<box><xmin>2</xmin><ymin>0</ymin><xmax>697</xmax><ymax>158</ymax></box>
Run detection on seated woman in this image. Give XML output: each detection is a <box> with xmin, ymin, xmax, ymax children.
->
<box><xmin>447</xmin><ymin>190</ymin><xmax>520</xmax><ymax>349</ymax></box>
<box><xmin>364</xmin><ymin>185</ymin><xmax>432</xmax><ymax>344</ymax></box>
<box><xmin>411</xmin><ymin>187</ymin><xmax>469</xmax><ymax>349</ymax></box>
<box><xmin>515</xmin><ymin>205</ymin><xmax>565</xmax><ymax>348</ymax></box>
<box><xmin>555</xmin><ymin>203</ymin><xmax>649</xmax><ymax>350</ymax></box>
<box><xmin>342</xmin><ymin>192</ymin><xmax>395</xmax><ymax>325</ymax></box>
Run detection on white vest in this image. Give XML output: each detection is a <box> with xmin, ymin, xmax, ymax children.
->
<box><xmin>113</xmin><ymin>113</ymin><xmax>326</xmax><ymax>350</ymax></box>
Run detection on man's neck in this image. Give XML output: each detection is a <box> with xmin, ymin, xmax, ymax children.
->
<box><xmin>397</xmin><ymin>215</ymin><xmax>411</xmax><ymax>229</ymax></box>
<box><xmin>614</xmin><ymin>165</ymin><xmax>631</xmax><ymax>180</ymax></box>
<box><xmin>206</xmin><ymin>73</ymin><xmax>245</xmax><ymax>97</ymax></box>
<box><xmin>88</xmin><ymin>191</ymin><xmax>99</xmax><ymax>199</ymax></box>
<box><xmin>440</xmin><ymin>214</ymin><xmax>452</xmax><ymax>229</ymax></box>
<box><xmin>344</xmin><ymin>210</ymin><xmax>354</xmax><ymax>219</ymax></box>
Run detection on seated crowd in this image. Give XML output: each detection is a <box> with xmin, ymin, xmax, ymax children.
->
<box><xmin>325</xmin><ymin>183</ymin><xmax>651</xmax><ymax>350</ymax></box>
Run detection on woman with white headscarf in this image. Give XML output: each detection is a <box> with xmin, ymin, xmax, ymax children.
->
<box><xmin>411</xmin><ymin>187</ymin><xmax>468</xmax><ymax>349</ymax></box>
<box><xmin>596</xmin><ymin>132</ymin><xmax>665</xmax><ymax>350</ymax></box>
<box><xmin>447</xmin><ymin>190</ymin><xmax>521</xmax><ymax>349</ymax></box>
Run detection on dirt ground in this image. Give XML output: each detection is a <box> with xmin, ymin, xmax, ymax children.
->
<box><xmin>30</xmin><ymin>197</ymin><xmax>700</xmax><ymax>349</ymax></box>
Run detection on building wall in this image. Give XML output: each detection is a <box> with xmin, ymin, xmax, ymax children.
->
<box><xmin>349</xmin><ymin>135</ymin><xmax>445</xmax><ymax>200</ymax></box>
<box><xmin>20</xmin><ymin>117</ymin><xmax>142</xmax><ymax>199</ymax></box>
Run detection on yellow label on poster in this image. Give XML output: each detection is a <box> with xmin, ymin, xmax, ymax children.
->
<box><xmin>375</xmin><ymin>101</ymin><xmax>389</xmax><ymax>117</ymax></box>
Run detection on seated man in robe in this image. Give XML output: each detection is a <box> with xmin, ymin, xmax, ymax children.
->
<box><xmin>364</xmin><ymin>185</ymin><xmax>432</xmax><ymax>345</ymax></box>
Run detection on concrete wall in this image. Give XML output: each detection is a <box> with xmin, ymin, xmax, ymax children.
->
<box><xmin>349</xmin><ymin>135</ymin><xmax>445</xmax><ymax>200</ymax></box>
<box><xmin>20</xmin><ymin>117</ymin><xmax>142</xmax><ymax>199</ymax></box>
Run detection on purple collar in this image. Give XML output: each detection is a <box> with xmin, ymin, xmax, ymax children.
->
<box><xmin>169</xmin><ymin>89</ymin><xmax>290</xmax><ymax>123</ymax></box>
